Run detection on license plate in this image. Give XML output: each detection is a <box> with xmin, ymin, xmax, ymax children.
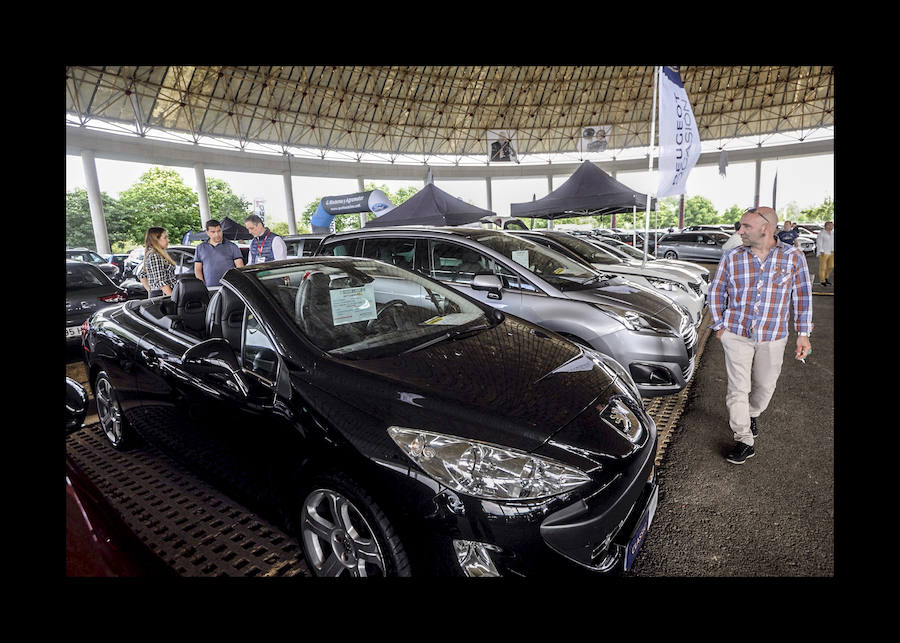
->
<box><xmin>624</xmin><ymin>485</ymin><xmax>659</xmax><ymax>572</ymax></box>
<box><xmin>66</xmin><ymin>325</ymin><xmax>81</xmax><ymax>339</ymax></box>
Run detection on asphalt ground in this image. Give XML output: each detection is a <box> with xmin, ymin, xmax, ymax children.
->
<box><xmin>629</xmin><ymin>254</ymin><xmax>834</xmax><ymax>577</ymax></box>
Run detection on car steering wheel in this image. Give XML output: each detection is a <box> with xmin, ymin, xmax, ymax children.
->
<box><xmin>366</xmin><ymin>299</ymin><xmax>409</xmax><ymax>333</ymax></box>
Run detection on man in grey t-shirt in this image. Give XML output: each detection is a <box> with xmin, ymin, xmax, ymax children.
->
<box><xmin>194</xmin><ymin>219</ymin><xmax>245</xmax><ymax>287</ymax></box>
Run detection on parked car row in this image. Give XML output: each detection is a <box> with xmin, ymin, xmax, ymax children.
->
<box><xmin>74</xmin><ymin>224</ymin><xmax>725</xmax><ymax>577</ymax></box>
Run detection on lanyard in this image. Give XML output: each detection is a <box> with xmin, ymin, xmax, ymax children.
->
<box><xmin>255</xmin><ymin>231</ymin><xmax>271</xmax><ymax>257</ymax></box>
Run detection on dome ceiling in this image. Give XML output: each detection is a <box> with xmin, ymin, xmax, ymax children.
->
<box><xmin>65</xmin><ymin>65</ymin><xmax>834</xmax><ymax>159</ymax></box>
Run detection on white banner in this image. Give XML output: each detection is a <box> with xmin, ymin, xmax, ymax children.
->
<box><xmin>657</xmin><ymin>66</ymin><xmax>701</xmax><ymax>197</ymax></box>
<box><xmin>487</xmin><ymin>130</ymin><xmax>518</xmax><ymax>162</ymax></box>
<box><xmin>578</xmin><ymin>125</ymin><xmax>611</xmax><ymax>154</ymax></box>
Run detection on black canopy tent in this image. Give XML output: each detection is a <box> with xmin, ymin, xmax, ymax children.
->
<box><xmin>181</xmin><ymin>216</ymin><xmax>254</xmax><ymax>244</ymax></box>
<box><xmin>364</xmin><ymin>183</ymin><xmax>496</xmax><ymax>228</ymax></box>
<box><xmin>509</xmin><ymin>161</ymin><xmax>656</xmax><ymax>220</ymax></box>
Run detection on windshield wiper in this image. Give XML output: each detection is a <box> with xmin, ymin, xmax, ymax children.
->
<box><xmin>401</xmin><ymin>323</ymin><xmax>494</xmax><ymax>354</ymax></box>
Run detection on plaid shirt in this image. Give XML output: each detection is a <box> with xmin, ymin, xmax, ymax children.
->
<box><xmin>141</xmin><ymin>250</ymin><xmax>177</xmax><ymax>291</ymax></box>
<box><xmin>709</xmin><ymin>241</ymin><xmax>813</xmax><ymax>341</ymax></box>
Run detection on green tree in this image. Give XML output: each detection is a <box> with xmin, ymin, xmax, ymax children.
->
<box><xmin>65</xmin><ymin>188</ymin><xmax>133</xmax><ymax>251</ymax></box>
<box><xmin>117</xmin><ymin>167</ymin><xmax>201</xmax><ymax>244</ymax></box>
<box><xmin>206</xmin><ymin>177</ymin><xmax>252</xmax><ymax>224</ymax></box>
<box><xmin>799</xmin><ymin>196</ymin><xmax>834</xmax><ymax>222</ymax></box>
<box><xmin>682</xmin><ymin>195</ymin><xmax>719</xmax><ymax>226</ymax></box>
<box><xmin>721</xmin><ymin>205</ymin><xmax>744</xmax><ymax>226</ymax></box>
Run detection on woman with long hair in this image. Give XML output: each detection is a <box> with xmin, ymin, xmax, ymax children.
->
<box><xmin>140</xmin><ymin>227</ymin><xmax>177</xmax><ymax>297</ymax></box>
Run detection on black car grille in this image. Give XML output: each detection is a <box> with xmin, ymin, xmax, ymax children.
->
<box><xmin>688</xmin><ymin>281</ymin><xmax>703</xmax><ymax>296</ymax></box>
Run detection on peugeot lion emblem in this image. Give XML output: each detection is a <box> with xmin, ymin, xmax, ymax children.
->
<box><xmin>600</xmin><ymin>397</ymin><xmax>642</xmax><ymax>443</ymax></box>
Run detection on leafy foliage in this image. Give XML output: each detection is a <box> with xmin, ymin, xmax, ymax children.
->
<box><xmin>116</xmin><ymin>168</ymin><xmax>201</xmax><ymax>245</ymax></box>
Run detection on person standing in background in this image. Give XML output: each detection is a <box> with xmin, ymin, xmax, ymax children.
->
<box><xmin>194</xmin><ymin>219</ymin><xmax>244</xmax><ymax>286</ymax></box>
<box><xmin>815</xmin><ymin>221</ymin><xmax>834</xmax><ymax>286</ymax></box>
<box><xmin>244</xmin><ymin>214</ymin><xmax>287</xmax><ymax>264</ymax></box>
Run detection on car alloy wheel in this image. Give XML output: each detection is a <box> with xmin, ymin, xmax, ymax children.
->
<box><xmin>95</xmin><ymin>372</ymin><xmax>128</xmax><ymax>449</ymax></box>
<box><xmin>664</xmin><ymin>250</ymin><xmax>678</xmax><ymax>260</ymax></box>
<box><xmin>301</xmin><ymin>488</ymin><xmax>388</xmax><ymax>577</ymax></box>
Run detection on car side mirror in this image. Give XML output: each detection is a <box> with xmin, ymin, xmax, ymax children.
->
<box><xmin>182</xmin><ymin>338</ymin><xmax>250</xmax><ymax>397</ymax></box>
<box><xmin>470</xmin><ymin>273</ymin><xmax>503</xmax><ymax>299</ymax></box>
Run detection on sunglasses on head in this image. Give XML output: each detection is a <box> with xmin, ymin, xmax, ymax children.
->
<box><xmin>744</xmin><ymin>207</ymin><xmax>773</xmax><ymax>225</ymax></box>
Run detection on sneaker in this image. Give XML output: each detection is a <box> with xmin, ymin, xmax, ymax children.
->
<box><xmin>819</xmin><ymin>282</ymin><xmax>827</xmax><ymax>287</ymax></box>
<box><xmin>750</xmin><ymin>416</ymin><xmax>758</xmax><ymax>437</ymax></box>
<box><xmin>824</xmin><ymin>280</ymin><xmax>832</xmax><ymax>286</ymax></box>
<box><xmin>726</xmin><ymin>442</ymin><xmax>755</xmax><ymax>464</ymax></box>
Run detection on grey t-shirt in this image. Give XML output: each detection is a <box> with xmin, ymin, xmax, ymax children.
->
<box><xmin>195</xmin><ymin>240</ymin><xmax>243</xmax><ymax>286</ymax></box>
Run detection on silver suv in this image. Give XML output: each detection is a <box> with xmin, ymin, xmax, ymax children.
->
<box><xmin>317</xmin><ymin>227</ymin><xmax>696</xmax><ymax>397</ymax></box>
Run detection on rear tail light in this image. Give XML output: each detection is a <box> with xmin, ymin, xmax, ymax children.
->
<box><xmin>98</xmin><ymin>292</ymin><xmax>127</xmax><ymax>303</ymax></box>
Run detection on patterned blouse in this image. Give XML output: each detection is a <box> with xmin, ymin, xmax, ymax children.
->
<box><xmin>143</xmin><ymin>250</ymin><xmax>177</xmax><ymax>292</ymax></box>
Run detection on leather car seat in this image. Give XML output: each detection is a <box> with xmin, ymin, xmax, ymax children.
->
<box><xmin>169</xmin><ymin>277</ymin><xmax>210</xmax><ymax>337</ymax></box>
<box><xmin>218</xmin><ymin>287</ymin><xmax>246</xmax><ymax>348</ymax></box>
<box><xmin>295</xmin><ymin>272</ymin><xmax>338</xmax><ymax>348</ymax></box>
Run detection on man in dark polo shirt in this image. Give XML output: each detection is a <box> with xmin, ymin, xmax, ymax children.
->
<box><xmin>194</xmin><ymin>219</ymin><xmax>245</xmax><ymax>287</ymax></box>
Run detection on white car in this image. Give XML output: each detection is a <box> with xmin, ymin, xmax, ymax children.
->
<box><xmin>512</xmin><ymin>230</ymin><xmax>708</xmax><ymax>327</ymax></box>
<box><xmin>590</xmin><ymin>236</ymin><xmax>711</xmax><ymax>287</ymax></box>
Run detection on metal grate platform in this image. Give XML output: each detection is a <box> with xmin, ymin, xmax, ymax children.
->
<box><xmin>66</xmin><ymin>313</ymin><xmax>712</xmax><ymax>576</ymax></box>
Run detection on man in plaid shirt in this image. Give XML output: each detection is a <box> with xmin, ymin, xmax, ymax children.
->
<box><xmin>708</xmin><ymin>206</ymin><xmax>813</xmax><ymax>464</ymax></box>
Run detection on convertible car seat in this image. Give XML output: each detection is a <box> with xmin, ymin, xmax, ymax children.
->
<box><xmin>217</xmin><ymin>287</ymin><xmax>247</xmax><ymax>348</ymax></box>
<box><xmin>169</xmin><ymin>277</ymin><xmax>210</xmax><ymax>338</ymax></box>
<box><xmin>296</xmin><ymin>272</ymin><xmax>338</xmax><ymax>349</ymax></box>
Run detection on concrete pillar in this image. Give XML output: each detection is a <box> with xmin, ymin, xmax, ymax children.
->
<box><xmin>80</xmin><ymin>150</ymin><xmax>111</xmax><ymax>255</ymax></box>
<box><xmin>754</xmin><ymin>157</ymin><xmax>762</xmax><ymax>208</ymax></box>
<box><xmin>358</xmin><ymin>177</ymin><xmax>366</xmax><ymax>228</ymax></box>
<box><xmin>485</xmin><ymin>176</ymin><xmax>493</xmax><ymax>213</ymax></box>
<box><xmin>194</xmin><ymin>163</ymin><xmax>210</xmax><ymax>228</ymax></box>
<box><xmin>283</xmin><ymin>171</ymin><xmax>298</xmax><ymax>235</ymax></box>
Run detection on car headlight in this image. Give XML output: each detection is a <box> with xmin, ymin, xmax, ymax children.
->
<box><xmin>646</xmin><ymin>277</ymin><xmax>689</xmax><ymax>294</ymax></box>
<box><xmin>597</xmin><ymin>305</ymin><xmax>653</xmax><ymax>331</ymax></box>
<box><xmin>387</xmin><ymin>427</ymin><xmax>592</xmax><ymax>500</ymax></box>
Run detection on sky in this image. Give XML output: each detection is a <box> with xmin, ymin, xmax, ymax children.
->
<box><xmin>65</xmin><ymin>151</ymin><xmax>834</xmax><ymax>228</ymax></box>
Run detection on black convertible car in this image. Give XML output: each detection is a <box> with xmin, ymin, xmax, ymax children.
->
<box><xmin>81</xmin><ymin>257</ymin><xmax>659</xmax><ymax>577</ymax></box>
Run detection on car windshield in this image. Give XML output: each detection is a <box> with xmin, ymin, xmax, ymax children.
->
<box><xmin>67</xmin><ymin>251</ymin><xmax>105</xmax><ymax>264</ymax></box>
<box><xmin>547</xmin><ymin>234</ymin><xmax>624</xmax><ymax>266</ymax></box>
<box><xmin>472</xmin><ymin>233</ymin><xmax>599</xmax><ymax>291</ymax></box>
<box><xmin>67</xmin><ymin>263</ymin><xmax>109</xmax><ymax>290</ymax></box>
<box><xmin>595</xmin><ymin>238</ymin><xmax>647</xmax><ymax>260</ymax></box>
<box><xmin>250</xmin><ymin>259</ymin><xmax>494</xmax><ymax>360</ymax></box>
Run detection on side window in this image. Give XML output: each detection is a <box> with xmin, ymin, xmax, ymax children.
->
<box><xmin>242</xmin><ymin>309</ymin><xmax>278</xmax><ymax>384</ymax></box>
<box><xmin>319</xmin><ymin>239</ymin><xmax>358</xmax><ymax>257</ymax></box>
<box><xmin>493</xmin><ymin>261</ymin><xmax>539</xmax><ymax>293</ymax></box>
<box><xmin>429</xmin><ymin>241</ymin><xmax>492</xmax><ymax>285</ymax></box>
<box><xmin>285</xmin><ymin>240</ymin><xmax>301</xmax><ymax>257</ymax></box>
<box><xmin>360</xmin><ymin>238</ymin><xmax>417</xmax><ymax>272</ymax></box>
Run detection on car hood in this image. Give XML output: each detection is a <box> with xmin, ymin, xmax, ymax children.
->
<box><xmin>590</xmin><ymin>261</ymin><xmax>693</xmax><ymax>285</ymax></box>
<box><xmin>308</xmin><ymin>316</ymin><xmax>620</xmax><ymax>454</ymax></box>
<box><xmin>561</xmin><ymin>276</ymin><xmax>685</xmax><ymax>332</ymax></box>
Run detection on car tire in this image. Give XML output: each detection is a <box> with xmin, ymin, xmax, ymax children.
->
<box><xmin>94</xmin><ymin>370</ymin><xmax>132</xmax><ymax>450</ymax></box>
<box><xmin>663</xmin><ymin>250</ymin><xmax>678</xmax><ymax>260</ymax></box>
<box><xmin>298</xmin><ymin>473</ymin><xmax>410</xmax><ymax>577</ymax></box>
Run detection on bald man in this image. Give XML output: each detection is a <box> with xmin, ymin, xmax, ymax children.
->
<box><xmin>708</xmin><ymin>206</ymin><xmax>813</xmax><ymax>464</ymax></box>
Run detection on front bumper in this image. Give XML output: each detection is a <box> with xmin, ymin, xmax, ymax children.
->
<box><xmin>539</xmin><ymin>434</ymin><xmax>657</xmax><ymax>572</ymax></box>
<box><xmin>590</xmin><ymin>326</ymin><xmax>693</xmax><ymax>398</ymax></box>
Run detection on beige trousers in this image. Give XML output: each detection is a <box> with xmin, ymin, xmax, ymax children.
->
<box><xmin>720</xmin><ymin>330</ymin><xmax>789</xmax><ymax>446</ymax></box>
<box><xmin>818</xmin><ymin>252</ymin><xmax>834</xmax><ymax>283</ymax></box>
